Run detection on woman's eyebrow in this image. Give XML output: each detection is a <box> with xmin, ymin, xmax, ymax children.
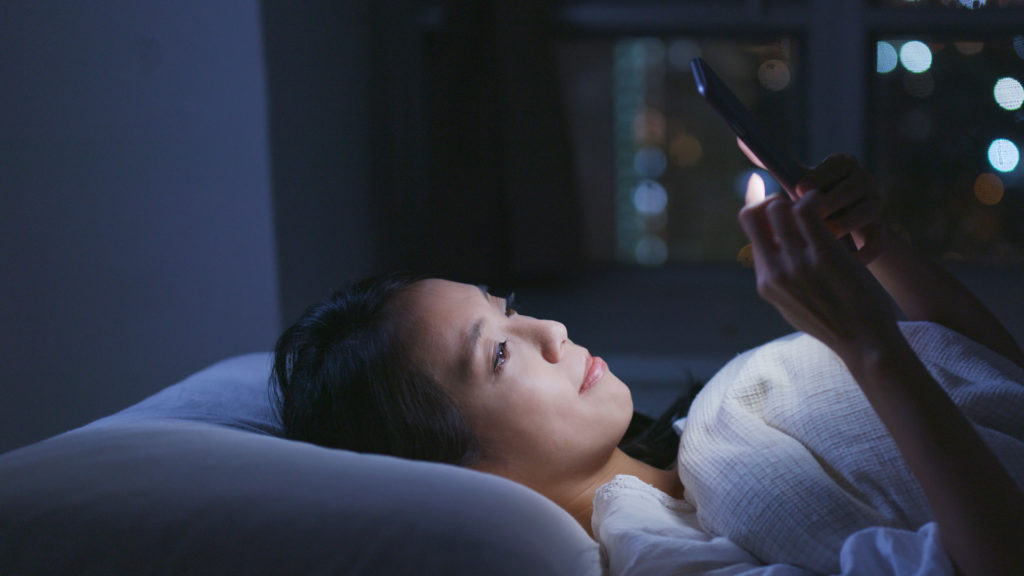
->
<box><xmin>466</xmin><ymin>319</ymin><xmax>483</xmax><ymax>363</ymax></box>
<box><xmin>467</xmin><ymin>285</ymin><xmax>490</xmax><ymax>351</ymax></box>
<box><xmin>457</xmin><ymin>285</ymin><xmax>491</xmax><ymax>379</ymax></box>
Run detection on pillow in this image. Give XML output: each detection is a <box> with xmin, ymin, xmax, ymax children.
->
<box><xmin>0</xmin><ymin>354</ymin><xmax>600</xmax><ymax>576</ymax></box>
<box><xmin>82</xmin><ymin>352</ymin><xmax>282</xmax><ymax>435</ymax></box>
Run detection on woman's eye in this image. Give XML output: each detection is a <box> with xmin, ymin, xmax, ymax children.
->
<box><xmin>504</xmin><ymin>292</ymin><xmax>517</xmax><ymax>317</ymax></box>
<box><xmin>493</xmin><ymin>340</ymin><xmax>509</xmax><ymax>372</ymax></box>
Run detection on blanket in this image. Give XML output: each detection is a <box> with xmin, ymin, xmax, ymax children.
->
<box><xmin>676</xmin><ymin>322</ymin><xmax>1024</xmax><ymax>574</ymax></box>
<box><xmin>592</xmin><ymin>475</ymin><xmax>952</xmax><ymax>575</ymax></box>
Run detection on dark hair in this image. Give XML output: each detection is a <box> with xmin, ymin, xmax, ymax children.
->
<box><xmin>271</xmin><ymin>273</ymin><xmax>480</xmax><ymax>465</ymax></box>
<box><xmin>270</xmin><ymin>272</ymin><xmax>700</xmax><ymax>470</ymax></box>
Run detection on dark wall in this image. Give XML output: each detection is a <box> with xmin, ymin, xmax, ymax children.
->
<box><xmin>0</xmin><ymin>1</ymin><xmax>279</xmax><ymax>453</ymax></box>
<box><xmin>261</xmin><ymin>0</ymin><xmax>391</xmax><ymax>323</ymax></box>
<box><xmin>261</xmin><ymin>0</ymin><xmax>589</xmax><ymax>313</ymax></box>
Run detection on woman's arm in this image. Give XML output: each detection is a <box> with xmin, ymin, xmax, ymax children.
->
<box><xmin>738</xmin><ymin>191</ymin><xmax>1024</xmax><ymax>576</ymax></box>
<box><xmin>861</xmin><ymin>226</ymin><xmax>1024</xmax><ymax>369</ymax></box>
<box><xmin>792</xmin><ymin>155</ymin><xmax>1024</xmax><ymax>369</ymax></box>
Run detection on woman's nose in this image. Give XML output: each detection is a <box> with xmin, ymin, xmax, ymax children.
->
<box><xmin>537</xmin><ymin>319</ymin><xmax>568</xmax><ymax>363</ymax></box>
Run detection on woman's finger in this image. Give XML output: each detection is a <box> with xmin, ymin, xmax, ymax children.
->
<box><xmin>827</xmin><ymin>195</ymin><xmax>883</xmax><ymax>237</ymax></box>
<box><xmin>795</xmin><ymin>154</ymin><xmax>856</xmax><ymax>197</ymax></box>
<box><xmin>792</xmin><ymin>190</ymin><xmax>843</xmax><ymax>253</ymax></box>
<box><xmin>815</xmin><ymin>178</ymin><xmax>862</xmax><ymax>218</ymax></box>
<box><xmin>745</xmin><ymin>173</ymin><xmax>768</xmax><ymax>206</ymax></box>
<box><xmin>738</xmin><ymin>198</ymin><xmax>779</xmax><ymax>265</ymax></box>
<box><xmin>766</xmin><ymin>196</ymin><xmax>806</xmax><ymax>256</ymax></box>
<box><xmin>740</xmin><ymin>199</ymin><xmax>798</xmax><ymax>305</ymax></box>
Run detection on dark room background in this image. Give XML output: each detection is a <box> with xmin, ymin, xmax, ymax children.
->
<box><xmin>4</xmin><ymin>0</ymin><xmax>1024</xmax><ymax>453</ymax></box>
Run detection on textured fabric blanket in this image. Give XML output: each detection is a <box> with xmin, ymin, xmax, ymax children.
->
<box><xmin>676</xmin><ymin>322</ymin><xmax>1024</xmax><ymax>574</ymax></box>
<box><xmin>592</xmin><ymin>475</ymin><xmax>952</xmax><ymax>576</ymax></box>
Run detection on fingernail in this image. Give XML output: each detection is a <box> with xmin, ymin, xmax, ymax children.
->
<box><xmin>745</xmin><ymin>173</ymin><xmax>766</xmax><ymax>205</ymax></box>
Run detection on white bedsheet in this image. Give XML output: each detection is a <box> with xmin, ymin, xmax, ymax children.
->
<box><xmin>594</xmin><ymin>322</ymin><xmax>1024</xmax><ymax>575</ymax></box>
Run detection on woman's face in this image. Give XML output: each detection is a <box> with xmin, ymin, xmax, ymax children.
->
<box><xmin>395</xmin><ymin>279</ymin><xmax>634</xmax><ymax>486</ymax></box>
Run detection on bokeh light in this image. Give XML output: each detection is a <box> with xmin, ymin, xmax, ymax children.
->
<box><xmin>757</xmin><ymin>59</ymin><xmax>791</xmax><ymax>91</ymax></box>
<box><xmin>632</xmin><ymin>180</ymin><xmax>668</xmax><ymax>215</ymax></box>
<box><xmin>900</xmin><ymin>41</ymin><xmax>933</xmax><ymax>73</ymax></box>
<box><xmin>667</xmin><ymin>39</ymin><xmax>701</xmax><ymax>71</ymax></box>
<box><xmin>634</xmin><ymin>235</ymin><xmax>668</xmax><ymax>266</ymax></box>
<box><xmin>736</xmin><ymin>243</ymin><xmax>753</xmax><ymax>267</ymax></box>
<box><xmin>954</xmin><ymin>41</ymin><xmax>984</xmax><ymax>56</ymax></box>
<box><xmin>994</xmin><ymin>77</ymin><xmax>1024</xmax><ymax>111</ymax></box>
<box><xmin>669</xmin><ymin>133</ymin><xmax>703</xmax><ymax>167</ymax></box>
<box><xmin>877</xmin><ymin>41</ymin><xmax>899</xmax><ymax>73</ymax></box>
<box><xmin>988</xmin><ymin>138</ymin><xmax>1020</xmax><ymax>172</ymax></box>
<box><xmin>974</xmin><ymin>173</ymin><xmax>1005</xmax><ymax>205</ymax></box>
<box><xmin>957</xmin><ymin>0</ymin><xmax>986</xmax><ymax>7</ymax></box>
<box><xmin>1014</xmin><ymin>36</ymin><xmax>1024</xmax><ymax>59</ymax></box>
<box><xmin>633</xmin><ymin>108</ymin><xmax>666</xmax><ymax>146</ymax></box>
<box><xmin>633</xmin><ymin>147</ymin><xmax>668</xmax><ymax>178</ymax></box>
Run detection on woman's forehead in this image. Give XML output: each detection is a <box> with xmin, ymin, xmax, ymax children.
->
<box><xmin>394</xmin><ymin>279</ymin><xmax>485</xmax><ymax>376</ymax></box>
<box><xmin>402</xmin><ymin>279</ymin><xmax>483</xmax><ymax>314</ymax></box>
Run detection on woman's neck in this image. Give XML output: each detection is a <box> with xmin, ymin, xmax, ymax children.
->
<box><xmin>558</xmin><ymin>448</ymin><xmax>683</xmax><ymax>538</ymax></box>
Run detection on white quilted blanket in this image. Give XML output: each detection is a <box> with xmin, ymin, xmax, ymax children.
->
<box><xmin>676</xmin><ymin>322</ymin><xmax>1024</xmax><ymax>574</ymax></box>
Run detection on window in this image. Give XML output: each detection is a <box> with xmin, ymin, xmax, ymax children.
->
<box><xmin>552</xmin><ymin>0</ymin><xmax>1024</xmax><ymax>267</ymax></box>
<box><xmin>870</xmin><ymin>33</ymin><xmax>1024</xmax><ymax>263</ymax></box>
<box><xmin>560</xmin><ymin>36</ymin><xmax>803</xmax><ymax>264</ymax></box>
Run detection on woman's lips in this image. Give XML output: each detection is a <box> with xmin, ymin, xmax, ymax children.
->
<box><xmin>580</xmin><ymin>356</ymin><xmax>606</xmax><ymax>394</ymax></box>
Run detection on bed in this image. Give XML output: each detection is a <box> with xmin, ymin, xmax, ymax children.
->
<box><xmin>3</xmin><ymin>322</ymin><xmax>1021</xmax><ymax>575</ymax></box>
<box><xmin>0</xmin><ymin>353</ymin><xmax>601</xmax><ymax>575</ymax></box>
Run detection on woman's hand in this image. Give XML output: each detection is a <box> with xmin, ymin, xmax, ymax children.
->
<box><xmin>794</xmin><ymin>154</ymin><xmax>886</xmax><ymax>264</ymax></box>
<box><xmin>738</xmin><ymin>141</ymin><xmax>887</xmax><ymax>264</ymax></box>
<box><xmin>738</xmin><ymin>190</ymin><xmax>902</xmax><ymax>358</ymax></box>
<box><xmin>754</xmin><ymin>148</ymin><xmax>1024</xmax><ymax>369</ymax></box>
<box><xmin>741</xmin><ymin>152</ymin><xmax>1024</xmax><ymax>575</ymax></box>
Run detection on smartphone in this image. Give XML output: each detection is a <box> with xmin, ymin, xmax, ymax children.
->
<box><xmin>691</xmin><ymin>57</ymin><xmax>857</xmax><ymax>250</ymax></box>
<box><xmin>690</xmin><ymin>57</ymin><xmax>804</xmax><ymax>200</ymax></box>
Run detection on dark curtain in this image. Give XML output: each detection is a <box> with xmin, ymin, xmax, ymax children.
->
<box><xmin>422</xmin><ymin>0</ymin><xmax>584</xmax><ymax>285</ymax></box>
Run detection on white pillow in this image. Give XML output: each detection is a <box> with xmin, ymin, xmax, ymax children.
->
<box><xmin>0</xmin><ymin>354</ymin><xmax>600</xmax><ymax>575</ymax></box>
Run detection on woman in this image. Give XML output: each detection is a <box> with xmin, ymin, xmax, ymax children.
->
<box><xmin>271</xmin><ymin>156</ymin><xmax>1024</xmax><ymax>575</ymax></box>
